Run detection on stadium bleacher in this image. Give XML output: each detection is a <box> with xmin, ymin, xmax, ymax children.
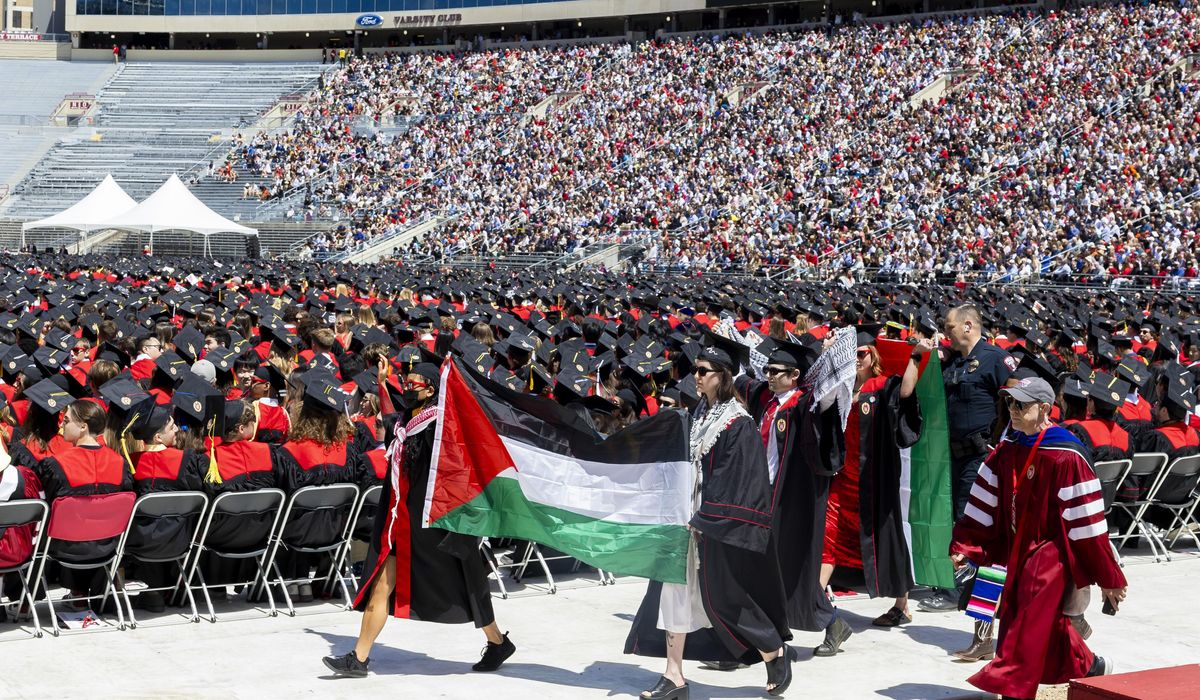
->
<box><xmin>0</xmin><ymin>62</ymin><xmax>329</xmax><ymax>254</ymax></box>
<box><xmin>0</xmin><ymin>60</ymin><xmax>115</xmax><ymax>189</ymax></box>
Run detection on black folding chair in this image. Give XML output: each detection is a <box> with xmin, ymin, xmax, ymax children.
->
<box><xmin>1151</xmin><ymin>455</ymin><xmax>1200</xmax><ymax>554</ymax></box>
<box><xmin>1093</xmin><ymin>459</ymin><xmax>1131</xmax><ymax>566</ymax></box>
<box><xmin>0</xmin><ymin>499</ymin><xmax>49</xmax><ymax>637</ymax></box>
<box><xmin>182</xmin><ymin>489</ymin><xmax>287</xmax><ymax>621</ymax></box>
<box><xmin>115</xmin><ymin>491</ymin><xmax>209</xmax><ymax>628</ymax></box>
<box><xmin>260</xmin><ymin>484</ymin><xmax>359</xmax><ymax>616</ymax></box>
<box><xmin>330</xmin><ymin>483</ymin><xmax>381</xmax><ymax>600</ymax></box>
<box><xmin>1110</xmin><ymin>453</ymin><xmax>1170</xmax><ymax>561</ymax></box>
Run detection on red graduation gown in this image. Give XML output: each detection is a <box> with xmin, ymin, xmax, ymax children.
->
<box><xmin>951</xmin><ymin>427</ymin><xmax>1126</xmax><ymax>699</ymax></box>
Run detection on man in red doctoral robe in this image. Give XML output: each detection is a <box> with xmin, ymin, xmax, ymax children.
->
<box><xmin>950</xmin><ymin>377</ymin><xmax>1127</xmax><ymax>700</ymax></box>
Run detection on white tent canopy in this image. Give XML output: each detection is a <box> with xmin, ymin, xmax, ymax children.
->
<box><xmin>21</xmin><ymin>174</ymin><xmax>137</xmax><ymax>234</ymax></box>
<box><xmin>100</xmin><ymin>175</ymin><xmax>258</xmax><ymax>247</ymax></box>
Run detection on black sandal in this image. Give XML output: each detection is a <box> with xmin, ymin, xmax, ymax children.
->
<box><xmin>640</xmin><ymin>675</ymin><xmax>688</xmax><ymax>700</ymax></box>
<box><xmin>765</xmin><ymin>647</ymin><xmax>795</xmax><ymax>697</ymax></box>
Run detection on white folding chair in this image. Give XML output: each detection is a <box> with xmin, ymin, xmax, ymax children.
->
<box><xmin>0</xmin><ymin>499</ymin><xmax>49</xmax><ymax>637</ymax></box>
<box><xmin>183</xmin><ymin>489</ymin><xmax>287</xmax><ymax>621</ymax></box>
<box><xmin>260</xmin><ymin>484</ymin><xmax>360</xmax><ymax>616</ymax></box>
<box><xmin>115</xmin><ymin>491</ymin><xmax>209</xmax><ymax>628</ymax></box>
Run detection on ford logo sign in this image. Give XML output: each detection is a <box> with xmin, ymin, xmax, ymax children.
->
<box><xmin>356</xmin><ymin>14</ymin><xmax>383</xmax><ymax>28</ymax></box>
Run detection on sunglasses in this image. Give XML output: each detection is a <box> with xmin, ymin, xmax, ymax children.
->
<box><xmin>692</xmin><ymin>367</ymin><xmax>717</xmax><ymax>378</ymax></box>
<box><xmin>857</xmin><ymin>350</ymin><xmax>871</xmax><ymax>359</ymax></box>
<box><xmin>764</xmin><ymin>366</ymin><xmax>792</xmax><ymax>377</ymax></box>
<box><xmin>1004</xmin><ymin>397</ymin><xmax>1034</xmax><ymax>411</ymax></box>
<box><xmin>405</xmin><ymin>379</ymin><xmax>431</xmax><ymax>390</ymax></box>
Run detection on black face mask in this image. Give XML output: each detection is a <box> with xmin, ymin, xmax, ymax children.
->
<box><xmin>401</xmin><ymin>390</ymin><xmax>421</xmax><ymax>407</ymax></box>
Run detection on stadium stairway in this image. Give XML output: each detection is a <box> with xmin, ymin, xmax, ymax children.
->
<box><xmin>2</xmin><ymin>63</ymin><xmax>326</xmax><ymax>228</ymax></box>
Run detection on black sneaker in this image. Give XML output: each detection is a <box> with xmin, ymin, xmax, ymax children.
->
<box><xmin>323</xmin><ymin>651</ymin><xmax>369</xmax><ymax>678</ymax></box>
<box><xmin>917</xmin><ymin>592</ymin><xmax>959</xmax><ymax>613</ymax></box>
<box><xmin>473</xmin><ymin>633</ymin><xmax>515</xmax><ymax>672</ymax></box>
<box><xmin>1086</xmin><ymin>655</ymin><xmax>1113</xmax><ymax>677</ymax></box>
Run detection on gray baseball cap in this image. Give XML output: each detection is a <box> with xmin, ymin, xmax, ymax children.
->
<box><xmin>1001</xmin><ymin>377</ymin><xmax>1056</xmax><ymax>405</ymax></box>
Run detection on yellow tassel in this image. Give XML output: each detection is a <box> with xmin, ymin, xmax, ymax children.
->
<box><xmin>204</xmin><ymin>420</ymin><xmax>222</xmax><ymax>485</ymax></box>
<box><xmin>120</xmin><ymin>413</ymin><xmax>140</xmax><ymax>475</ymax></box>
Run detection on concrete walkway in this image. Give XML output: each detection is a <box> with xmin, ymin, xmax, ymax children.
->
<box><xmin>2</xmin><ymin>550</ymin><xmax>1197</xmax><ymax>699</ymax></box>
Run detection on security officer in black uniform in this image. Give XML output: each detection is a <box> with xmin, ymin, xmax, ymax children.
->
<box><xmin>919</xmin><ymin>304</ymin><xmax>1017</xmax><ymax>661</ymax></box>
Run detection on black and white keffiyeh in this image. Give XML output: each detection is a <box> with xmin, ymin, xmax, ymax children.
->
<box><xmin>803</xmin><ymin>327</ymin><xmax>857</xmax><ymax>430</ymax></box>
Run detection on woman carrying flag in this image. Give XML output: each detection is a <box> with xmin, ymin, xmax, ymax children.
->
<box><xmin>323</xmin><ymin>361</ymin><xmax>515</xmax><ymax>677</ymax></box>
<box><xmin>625</xmin><ymin>338</ymin><xmax>794</xmax><ymax>699</ymax></box>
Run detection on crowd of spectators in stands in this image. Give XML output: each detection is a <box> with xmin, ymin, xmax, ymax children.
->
<box><xmin>237</xmin><ymin>1</ymin><xmax>1200</xmax><ymax>286</ymax></box>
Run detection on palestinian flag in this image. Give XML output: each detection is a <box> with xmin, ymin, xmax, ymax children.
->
<box><xmin>422</xmin><ymin>359</ymin><xmax>692</xmax><ymax>584</ymax></box>
<box><xmin>899</xmin><ymin>350</ymin><xmax>957</xmax><ymax>589</ymax></box>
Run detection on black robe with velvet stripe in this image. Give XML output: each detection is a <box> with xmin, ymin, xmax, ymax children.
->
<box><xmin>855</xmin><ymin>374</ymin><xmax>922</xmax><ymax>599</ymax></box>
<box><xmin>353</xmin><ymin>419</ymin><xmax>494</xmax><ymax>627</ymax></box>
<box><xmin>625</xmin><ymin>414</ymin><xmax>792</xmax><ymax>665</ymax></box>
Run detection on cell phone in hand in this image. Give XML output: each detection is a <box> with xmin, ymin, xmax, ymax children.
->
<box><xmin>1102</xmin><ymin>598</ymin><xmax>1117</xmax><ymax>616</ymax></box>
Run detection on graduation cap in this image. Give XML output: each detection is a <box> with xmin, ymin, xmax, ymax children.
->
<box><xmin>13</xmin><ymin>314</ymin><xmax>40</xmax><ymax>340</ymax></box>
<box><xmin>99</xmin><ymin>376</ymin><xmax>151</xmax><ymax>415</ymax></box>
<box><xmin>31</xmin><ymin>346</ymin><xmax>67</xmax><ymax>376</ymax></box>
<box><xmin>154</xmin><ymin>352</ymin><xmax>189</xmax><ymax>385</ymax></box>
<box><xmin>493</xmin><ymin>366</ymin><xmax>523</xmax><ymax>392</ymax></box>
<box><xmin>407</xmin><ymin>362</ymin><xmax>441</xmax><ymax>386</ymax></box>
<box><xmin>1014</xmin><ymin>351</ymin><xmax>1061</xmax><ymax>390</ymax></box>
<box><xmin>24</xmin><ymin>378</ymin><xmax>74</xmax><ymax>415</ymax></box>
<box><xmin>856</xmin><ymin>323</ymin><xmax>883</xmax><ymax>347</ymax></box>
<box><xmin>700</xmin><ymin>330</ymin><xmax>749</xmax><ymax>374</ymax></box>
<box><xmin>0</xmin><ymin>346</ymin><xmax>27</xmax><ymax>379</ymax></box>
<box><xmin>1095</xmin><ymin>341</ymin><xmax>1120</xmax><ymax>366</ymax></box>
<box><xmin>524</xmin><ymin>363</ymin><xmax>553</xmax><ymax>394</ymax></box>
<box><xmin>42</xmin><ymin>327</ymin><xmax>74</xmax><ymax>352</ymax></box>
<box><xmin>767</xmin><ymin>338</ymin><xmax>817</xmax><ymax>371</ymax></box>
<box><xmin>552</xmin><ymin>369</ymin><xmax>594</xmax><ymax>404</ymax></box>
<box><xmin>1061</xmin><ymin>377</ymin><xmax>1092</xmax><ymax>403</ymax></box>
<box><xmin>1160</xmin><ymin>383</ymin><xmax>1196</xmax><ymax>414</ymax></box>
<box><xmin>1086</xmin><ymin>372</ymin><xmax>1130</xmax><ymax>410</ymax></box>
<box><xmin>616</xmin><ymin>387</ymin><xmax>648</xmax><ymax>417</ymax></box>
<box><xmin>676</xmin><ymin>374</ymin><xmax>699</xmax><ymax>410</ymax></box>
<box><xmin>171</xmin><ymin>373</ymin><xmax>224</xmax><ymax>427</ymax></box>
<box><xmin>215</xmin><ymin>398</ymin><xmax>247</xmax><ymax>438</ymax></box>
<box><xmin>507</xmin><ymin>333</ymin><xmax>537</xmax><ymax>354</ymax></box>
<box><xmin>582</xmin><ymin>394</ymin><xmax>620</xmax><ymax>416</ymax></box>
<box><xmin>262</xmin><ymin>322</ymin><xmax>302</xmax><ymax>350</ymax></box>
<box><xmin>205</xmin><ymin>347</ymin><xmax>237</xmax><ymax>375</ymax></box>
<box><xmin>173</xmin><ymin>327</ymin><xmax>204</xmax><ymax>364</ymax></box>
<box><xmin>1114</xmin><ymin>357</ymin><xmax>1149</xmax><ymax>388</ymax></box>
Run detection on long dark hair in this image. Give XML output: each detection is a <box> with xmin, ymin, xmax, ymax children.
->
<box><xmin>699</xmin><ymin>361</ymin><xmax>742</xmax><ymax>407</ymax></box>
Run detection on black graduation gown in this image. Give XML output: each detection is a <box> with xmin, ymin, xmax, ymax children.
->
<box><xmin>198</xmin><ymin>440</ymin><xmax>284</xmax><ymax>585</ymax></box>
<box><xmin>768</xmin><ymin>387</ymin><xmax>846</xmax><ymax>632</ymax></box>
<box><xmin>353</xmin><ymin>420</ymin><xmax>495</xmax><ymax>627</ymax></box>
<box><xmin>124</xmin><ymin>448</ymin><xmax>208</xmax><ymax>585</ymax></box>
<box><xmin>625</xmin><ymin>415</ymin><xmax>792</xmax><ymax>665</ymax></box>
<box><xmin>853</xmin><ymin>375</ymin><xmax>922</xmax><ymax>599</ymax></box>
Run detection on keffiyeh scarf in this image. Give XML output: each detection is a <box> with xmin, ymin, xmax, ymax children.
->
<box><xmin>803</xmin><ymin>327</ymin><xmax>857</xmax><ymax>431</ymax></box>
